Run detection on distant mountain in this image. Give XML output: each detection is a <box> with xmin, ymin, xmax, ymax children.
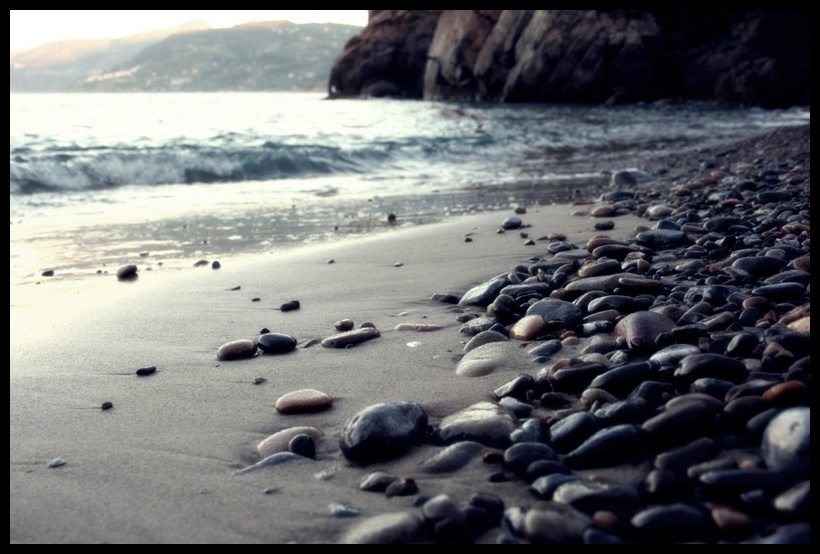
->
<box><xmin>10</xmin><ymin>20</ymin><xmax>363</xmax><ymax>93</ymax></box>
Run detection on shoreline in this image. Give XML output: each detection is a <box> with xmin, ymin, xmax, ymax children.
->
<box><xmin>11</xmin><ymin>124</ymin><xmax>810</xmax><ymax>544</ymax></box>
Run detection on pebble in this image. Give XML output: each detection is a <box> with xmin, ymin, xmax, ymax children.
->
<box><xmin>340</xmin><ymin>511</ymin><xmax>425</xmax><ymax>544</ymax></box>
<box><xmin>288</xmin><ymin>434</ymin><xmax>316</xmax><ymax>458</ymax></box>
<box><xmin>135</xmin><ymin>365</ymin><xmax>157</xmax><ymax>376</ymax></box>
<box><xmin>321</xmin><ymin>327</ymin><xmax>381</xmax><ymax>348</ymax></box>
<box><xmin>761</xmin><ymin>406</ymin><xmax>810</xmax><ymax>478</ymax></box>
<box><xmin>257</xmin><ymin>426</ymin><xmax>324</xmax><ymax>458</ymax></box>
<box><xmin>360</xmin><ymin>471</ymin><xmax>401</xmax><ymax>492</ymax></box>
<box><xmin>418</xmin><ymin>441</ymin><xmax>486</xmax><ymax>473</ymax></box>
<box><xmin>216</xmin><ymin>339</ymin><xmax>257</xmax><ymax>360</ymax></box>
<box><xmin>245</xmin><ymin>127</ymin><xmax>812</xmax><ymax>543</ymax></box>
<box><xmin>455</xmin><ymin>341</ymin><xmax>526</xmax><ymax>377</ymax></box>
<box><xmin>432</xmin><ymin>401</ymin><xmax>517</xmax><ymax>448</ymax></box>
<box><xmin>339</xmin><ymin>402</ymin><xmax>428</xmax><ymax>463</ymax></box>
<box><xmin>274</xmin><ymin>389</ymin><xmax>333</xmax><ymax>414</ymax></box>
<box><xmin>116</xmin><ymin>264</ymin><xmax>138</xmax><ymax>280</ymax></box>
<box><xmin>257</xmin><ymin>332</ymin><xmax>297</xmax><ymax>354</ymax></box>
<box><xmin>233</xmin><ymin>452</ymin><xmax>307</xmax><ymax>476</ymax></box>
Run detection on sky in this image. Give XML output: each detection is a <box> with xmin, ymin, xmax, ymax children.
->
<box><xmin>10</xmin><ymin>10</ymin><xmax>369</xmax><ymax>53</ymax></box>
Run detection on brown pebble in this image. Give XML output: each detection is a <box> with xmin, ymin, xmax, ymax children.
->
<box><xmin>762</xmin><ymin>380</ymin><xmax>810</xmax><ymax>406</ymax></box>
<box><xmin>384</xmin><ymin>477</ymin><xmax>418</xmax><ymax>498</ymax></box>
<box><xmin>590</xmin><ymin>206</ymin><xmax>616</xmax><ymax>217</ymax></box>
<box><xmin>585</xmin><ymin>236</ymin><xmax>628</xmax><ymax>252</ymax></box>
<box><xmin>710</xmin><ymin>505</ymin><xmax>753</xmax><ymax>530</ymax></box>
<box><xmin>592</xmin><ymin>510</ymin><xmax>619</xmax><ymax>532</ymax></box>
<box><xmin>275</xmin><ymin>389</ymin><xmax>333</xmax><ymax>414</ymax></box>
<box><xmin>335</xmin><ymin>318</ymin><xmax>355</xmax><ymax>331</ymax></box>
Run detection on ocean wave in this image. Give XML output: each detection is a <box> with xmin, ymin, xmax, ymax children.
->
<box><xmin>9</xmin><ymin>142</ymin><xmax>384</xmax><ymax>195</ymax></box>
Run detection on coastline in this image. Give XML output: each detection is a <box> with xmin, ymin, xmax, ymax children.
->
<box><xmin>12</xmin><ymin>205</ymin><xmax>634</xmax><ymax>543</ymax></box>
<box><xmin>10</xmin><ymin>124</ymin><xmax>810</xmax><ymax>544</ymax></box>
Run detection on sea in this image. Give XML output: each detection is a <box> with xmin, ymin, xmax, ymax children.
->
<box><xmin>9</xmin><ymin>91</ymin><xmax>810</xmax><ymax>285</ymax></box>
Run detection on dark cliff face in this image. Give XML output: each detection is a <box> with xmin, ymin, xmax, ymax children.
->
<box><xmin>327</xmin><ymin>10</ymin><xmax>810</xmax><ymax>108</ymax></box>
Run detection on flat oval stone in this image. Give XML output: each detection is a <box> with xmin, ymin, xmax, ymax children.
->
<box><xmin>565</xmin><ymin>273</ymin><xmax>637</xmax><ymax>293</ymax></box>
<box><xmin>257</xmin><ymin>426</ymin><xmax>324</xmax><ymax>458</ymax></box>
<box><xmin>761</xmin><ymin>406</ymin><xmax>810</xmax><ymax>478</ymax></box>
<box><xmin>732</xmin><ymin>256</ymin><xmax>787</xmax><ymax>277</ymax></box>
<box><xmin>591</xmin><ymin>244</ymin><xmax>639</xmax><ymax>261</ymax></box>
<box><xmin>635</xmin><ymin>228</ymin><xmax>686</xmax><ymax>248</ymax></box>
<box><xmin>751</xmin><ymin>282</ymin><xmax>806</xmax><ymax>301</ymax></box>
<box><xmin>613</xmin><ymin>311</ymin><xmax>676</xmax><ymax>351</ymax></box>
<box><xmin>577</xmin><ymin>258</ymin><xmax>621</xmax><ymax>277</ymax></box>
<box><xmin>455</xmin><ymin>341</ymin><xmax>527</xmax><ymax>377</ymax></box>
<box><xmin>553</xmin><ymin>249</ymin><xmax>591</xmax><ymax>260</ymax></box>
<box><xmin>640</xmin><ymin>397</ymin><xmax>722</xmax><ymax>448</ymax></box>
<box><xmin>525</xmin><ymin>298</ymin><xmax>583</xmax><ymax>329</ymax></box>
<box><xmin>463</xmin><ymin>329</ymin><xmax>508</xmax><ymax>353</ymax></box>
<box><xmin>321</xmin><ymin>327</ymin><xmax>381</xmax><ymax>348</ymax></box>
<box><xmin>359</xmin><ymin>470</ymin><xmax>400</xmax><ymax>492</ymax></box>
<box><xmin>674</xmin><ymin>353</ymin><xmax>748</xmax><ymax>388</ymax></box>
<box><xmin>217</xmin><ymin>339</ymin><xmax>258</xmax><ymax>360</ymax></box>
<box><xmin>502</xmin><ymin>216</ymin><xmax>522</xmax><ymax>229</ymax></box>
<box><xmin>274</xmin><ymin>389</ymin><xmax>333</xmax><ymax>414</ymax></box>
<box><xmin>588</xmin><ymin>360</ymin><xmax>659</xmax><ymax>398</ymax></box>
<box><xmin>340</xmin><ymin>511</ymin><xmax>425</xmax><ymax>544</ymax></box>
<box><xmin>548</xmin><ymin>411</ymin><xmax>600</xmax><ymax>452</ymax></box>
<box><xmin>630</xmin><ymin>502</ymin><xmax>710</xmax><ymax>542</ymax></box>
<box><xmin>503</xmin><ymin>442</ymin><xmax>557</xmax><ymax>475</ymax></box>
<box><xmin>564</xmin><ymin>424</ymin><xmax>643</xmax><ymax>469</ymax></box>
<box><xmin>418</xmin><ymin>441</ymin><xmax>486</xmax><ymax>473</ymax></box>
<box><xmin>458</xmin><ymin>275</ymin><xmax>509</xmax><ymax>308</ymax></box>
<box><xmin>433</xmin><ymin>401</ymin><xmax>517</xmax><ymax>449</ymax></box>
<box><xmin>257</xmin><ymin>332</ymin><xmax>297</xmax><ymax>354</ymax></box>
<box><xmin>552</xmin><ymin>480</ymin><xmax>641</xmax><ymax>517</ymax></box>
<box><xmin>523</xmin><ymin>504</ymin><xmax>593</xmax><ymax>544</ymax></box>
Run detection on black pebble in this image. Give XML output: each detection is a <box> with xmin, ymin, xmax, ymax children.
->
<box><xmin>280</xmin><ymin>300</ymin><xmax>300</xmax><ymax>311</ymax></box>
<box><xmin>288</xmin><ymin>434</ymin><xmax>316</xmax><ymax>458</ymax></box>
<box><xmin>135</xmin><ymin>366</ymin><xmax>157</xmax><ymax>376</ymax></box>
<box><xmin>101</xmin><ymin>401</ymin><xmax>113</xmax><ymax>410</ymax></box>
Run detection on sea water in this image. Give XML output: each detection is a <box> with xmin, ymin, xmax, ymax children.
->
<box><xmin>9</xmin><ymin>91</ymin><xmax>809</xmax><ymax>283</ymax></box>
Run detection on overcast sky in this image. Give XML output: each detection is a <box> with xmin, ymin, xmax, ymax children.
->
<box><xmin>10</xmin><ymin>10</ymin><xmax>369</xmax><ymax>52</ymax></box>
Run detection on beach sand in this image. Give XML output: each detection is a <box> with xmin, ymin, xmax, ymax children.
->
<box><xmin>11</xmin><ymin>199</ymin><xmax>647</xmax><ymax>543</ymax></box>
<box><xmin>11</xmin><ymin>123</ymin><xmax>810</xmax><ymax>544</ymax></box>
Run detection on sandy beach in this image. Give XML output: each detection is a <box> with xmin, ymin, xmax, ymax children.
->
<box><xmin>10</xmin><ymin>124</ymin><xmax>810</xmax><ymax>544</ymax></box>
<box><xmin>10</xmin><ymin>201</ymin><xmax>642</xmax><ymax>543</ymax></box>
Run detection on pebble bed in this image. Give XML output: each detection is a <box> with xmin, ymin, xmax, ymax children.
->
<box><xmin>230</xmin><ymin>124</ymin><xmax>810</xmax><ymax>544</ymax></box>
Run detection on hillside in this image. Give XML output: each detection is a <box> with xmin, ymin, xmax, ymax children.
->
<box><xmin>10</xmin><ymin>20</ymin><xmax>362</xmax><ymax>93</ymax></box>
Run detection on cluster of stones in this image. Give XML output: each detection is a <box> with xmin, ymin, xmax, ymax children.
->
<box><xmin>334</xmin><ymin>130</ymin><xmax>810</xmax><ymax>543</ymax></box>
<box><xmin>226</xmin><ymin>127</ymin><xmax>808</xmax><ymax>544</ymax></box>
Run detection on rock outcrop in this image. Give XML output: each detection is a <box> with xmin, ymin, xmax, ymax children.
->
<box><xmin>328</xmin><ymin>10</ymin><xmax>810</xmax><ymax>108</ymax></box>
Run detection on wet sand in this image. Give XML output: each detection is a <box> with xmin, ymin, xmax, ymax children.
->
<box><xmin>11</xmin><ymin>199</ymin><xmax>644</xmax><ymax>543</ymax></box>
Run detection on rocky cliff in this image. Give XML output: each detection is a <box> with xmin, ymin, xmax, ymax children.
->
<box><xmin>328</xmin><ymin>10</ymin><xmax>810</xmax><ymax>108</ymax></box>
